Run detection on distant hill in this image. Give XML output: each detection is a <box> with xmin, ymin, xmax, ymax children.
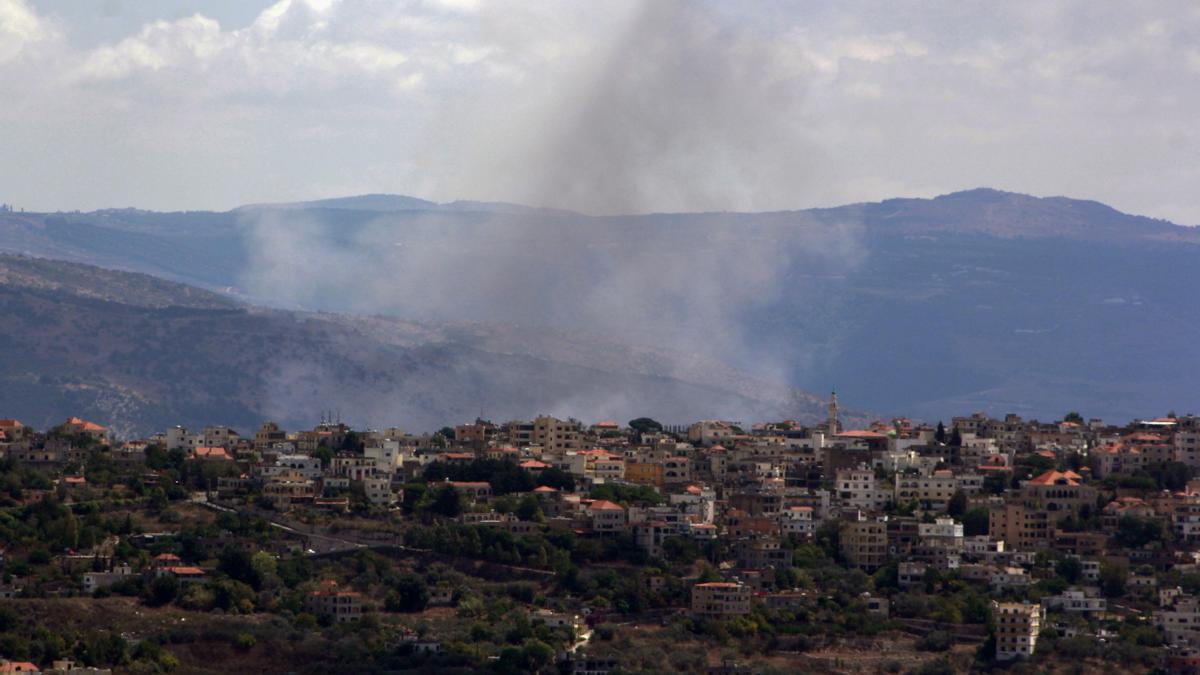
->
<box><xmin>0</xmin><ymin>254</ymin><xmax>833</xmax><ymax>437</ymax></box>
<box><xmin>2</xmin><ymin>187</ymin><xmax>1198</xmax><ymax>423</ymax></box>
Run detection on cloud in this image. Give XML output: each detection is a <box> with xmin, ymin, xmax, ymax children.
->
<box><xmin>2</xmin><ymin>1</ymin><xmax>1200</xmax><ymax>223</ymax></box>
<box><xmin>0</xmin><ymin>0</ymin><xmax>55</xmax><ymax>63</ymax></box>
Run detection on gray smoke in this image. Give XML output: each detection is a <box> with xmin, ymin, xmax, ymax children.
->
<box><xmin>240</xmin><ymin>1</ymin><xmax>865</xmax><ymax>427</ymax></box>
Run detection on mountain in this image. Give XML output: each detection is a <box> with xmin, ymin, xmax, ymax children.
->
<box><xmin>2</xmin><ymin>187</ymin><xmax>1198</xmax><ymax>423</ymax></box>
<box><xmin>0</xmin><ymin>254</ymin><xmax>832</xmax><ymax>438</ymax></box>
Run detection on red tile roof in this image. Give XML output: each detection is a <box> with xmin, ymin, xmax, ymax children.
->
<box><xmin>1027</xmin><ymin>470</ymin><xmax>1082</xmax><ymax>486</ymax></box>
<box><xmin>836</xmin><ymin>430</ymin><xmax>887</xmax><ymax>439</ymax></box>
<box><xmin>194</xmin><ymin>446</ymin><xmax>232</xmax><ymax>460</ymax></box>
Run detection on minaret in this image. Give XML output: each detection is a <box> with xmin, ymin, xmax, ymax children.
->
<box><xmin>827</xmin><ymin>390</ymin><xmax>839</xmax><ymax>436</ymax></box>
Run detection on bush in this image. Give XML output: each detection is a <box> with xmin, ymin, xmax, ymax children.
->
<box><xmin>916</xmin><ymin>630</ymin><xmax>953</xmax><ymax>652</ymax></box>
<box><xmin>147</xmin><ymin>575</ymin><xmax>180</xmax><ymax>607</ymax></box>
<box><xmin>233</xmin><ymin>633</ymin><xmax>256</xmax><ymax>651</ymax></box>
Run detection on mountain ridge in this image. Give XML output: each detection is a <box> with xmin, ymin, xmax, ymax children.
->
<box><xmin>2</xmin><ymin>187</ymin><xmax>1197</xmax><ymax>423</ymax></box>
<box><xmin>0</xmin><ymin>253</ymin><xmax>841</xmax><ymax>438</ymax></box>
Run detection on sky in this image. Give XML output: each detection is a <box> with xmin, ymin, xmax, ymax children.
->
<box><xmin>2</xmin><ymin>0</ymin><xmax>1199</xmax><ymax>224</ymax></box>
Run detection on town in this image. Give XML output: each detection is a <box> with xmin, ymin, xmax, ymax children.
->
<box><xmin>1</xmin><ymin>398</ymin><xmax>1199</xmax><ymax>674</ymax></box>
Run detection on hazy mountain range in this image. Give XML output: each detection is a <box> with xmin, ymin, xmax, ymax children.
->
<box><xmin>0</xmin><ymin>254</ymin><xmax>832</xmax><ymax>438</ymax></box>
<box><xmin>1</xmin><ymin>187</ymin><xmax>1197</xmax><ymax>435</ymax></box>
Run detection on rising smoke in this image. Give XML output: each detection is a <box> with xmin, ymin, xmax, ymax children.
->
<box><xmin>241</xmin><ymin>1</ymin><xmax>865</xmax><ymax>428</ymax></box>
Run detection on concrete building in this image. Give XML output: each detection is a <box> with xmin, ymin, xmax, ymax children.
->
<box><xmin>993</xmin><ymin>602</ymin><xmax>1041</xmax><ymax>660</ymax></box>
<box><xmin>840</xmin><ymin>518</ymin><xmax>888</xmax><ymax>570</ymax></box>
<box><xmin>691</xmin><ymin>582</ymin><xmax>751</xmax><ymax>617</ymax></box>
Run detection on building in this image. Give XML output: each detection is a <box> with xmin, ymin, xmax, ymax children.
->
<box><xmin>835</xmin><ymin>466</ymin><xmax>890</xmax><ymax>511</ymax></box>
<box><xmin>691</xmin><ymin>582</ymin><xmax>751</xmax><ymax>617</ymax></box>
<box><xmin>840</xmin><ymin>518</ymin><xmax>888</xmax><ymax>570</ymax></box>
<box><xmin>1159</xmin><ymin>596</ymin><xmax>1200</xmax><ymax>646</ymax></box>
<box><xmin>993</xmin><ymin>602</ymin><xmax>1041</xmax><ymax>660</ymax></box>
<box><xmin>308</xmin><ymin>581</ymin><xmax>363</xmax><ymax>622</ymax></box>
<box><xmin>990</xmin><ymin>502</ymin><xmax>1051</xmax><ymax>551</ymax></box>
<box><xmin>1042</xmin><ymin>588</ymin><xmax>1106</xmax><ymax>613</ymax></box>
<box><xmin>589</xmin><ymin>500</ymin><xmax>628</xmax><ymax>534</ymax></box>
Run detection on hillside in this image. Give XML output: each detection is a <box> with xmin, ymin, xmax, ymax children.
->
<box><xmin>2</xmin><ymin>188</ymin><xmax>1198</xmax><ymax>422</ymax></box>
<box><xmin>0</xmin><ymin>254</ymin><xmax>830</xmax><ymax>437</ymax></box>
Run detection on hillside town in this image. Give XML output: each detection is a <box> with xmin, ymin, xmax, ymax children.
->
<box><xmin>2</xmin><ymin>398</ymin><xmax>1200</xmax><ymax>673</ymax></box>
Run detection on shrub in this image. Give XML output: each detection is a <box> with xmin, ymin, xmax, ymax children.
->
<box><xmin>916</xmin><ymin>630</ymin><xmax>953</xmax><ymax>652</ymax></box>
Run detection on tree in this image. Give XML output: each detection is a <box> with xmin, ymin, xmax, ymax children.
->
<box><xmin>916</xmin><ymin>630</ymin><xmax>952</xmax><ymax>652</ymax></box>
<box><xmin>947</xmin><ymin>490</ymin><xmax>968</xmax><ymax>517</ymax></box>
<box><xmin>1100</xmin><ymin>563</ymin><xmax>1128</xmax><ymax>598</ymax></box>
<box><xmin>982</xmin><ymin>473</ymin><xmax>1008</xmax><ymax>495</ymax></box>
<box><xmin>628</xmin><ymin>418</ymin><xmax>663</xmax><ymax>435</ymax></box>
<box><xmin>935</xmin><ymin>422</ymin><xmax>946</xmax><ymax>444</ymax></box>
<box><xmin>386</xmin><ymin>574</ymin><xmax>429</xmax><ymax>612</ymax></box>
<box><xmin>628</xmin><ymin>417</ymin><xmax>663</xmax><ymax>442</ymax></box>
<box><xmin>962</xmin><ymin>508</ymin><xmax>989</xmax><ymax>537</ymax></box>
<box><xmin>1064</xmin><ymin>411</ymin><xmax>1084</xmax><ymax>424</ymax></box>
<box><xmin>536</xmin><ymin>467</ymin><xmax>575</xmax><ymax>492</ymax></box>
<box><xmin>1056</xmin><ymin>556</ymin><xmax>1083</xmax><ymax>584</ymax></box>
<box><xmin>422</xmin><ymin>485</ymin><xmax>463</xmax><ymax>518</ymax></box>
<box><xmin>516</xmin><ymin>494</ymin><xmax>543</xmax><ymax>522</ymax></box>
<box><xmin>1115</xmin><ymin>515</ymin><xmax>1164</xmax><ymax>549</ymax></box>
<box><xmin>312</xmin><ymin>446</ymin><xmax>335</xmax><ymax>469</ymax></box>
<box><xmin>147</xmin><ymin>575</ymin><xmax>179</xmax><ymax>607</ymax></box>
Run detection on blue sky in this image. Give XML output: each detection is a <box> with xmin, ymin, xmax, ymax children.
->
<box><xmin>3</xmin><ymin>0</ymin><xmax>1199</xmax><ymax>224</ymax></box>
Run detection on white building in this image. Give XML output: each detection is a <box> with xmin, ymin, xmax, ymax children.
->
<box><xmin>1042</xmin><ymin>588</ymin><xmax>1106</xmax><ymax>613</ymax></box>
<box><xmin>835</xmin><ymin>466</ymin><xmax>891</xmax><ymax>511</ymax></box>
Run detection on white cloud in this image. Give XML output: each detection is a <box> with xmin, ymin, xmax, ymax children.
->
<box><xmin>0</xmin><ymin>0</ymin><xmax>54</xmax><ymax>62</ymax></box>
<box><xmin>0</xmin><ymin>0</ymin><xmax>1199</xmax><ymax>223</ymax></box>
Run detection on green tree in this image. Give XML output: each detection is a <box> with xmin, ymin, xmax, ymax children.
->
<box><xmin>428</xmin><ymin>485</ymin><xmax>464</xmax><ymax>518</ymax></box>
<box><xmin>947</xmin><ymin>490</ymin><xmax>968</xmax><ymax>517</ymax></box>
<box><xmin>147</xmin><ymin>575</ymin><xmax>179</xmax><ymax>607</ymax></box>
<box><xmin>628</xmin><ymin>418</ymin><xmax>663</xmax><ymax>435</ymax></box>
<box><xmin>962</xmin><ymin>507</ymin><xmax>989</xmax><ymax>537</ymax></box>
<box><xmin>516</xmin><ymin>494</ymin><xmax>544</xmax><ymax>522</ymax></box>
<box><xmin>1056</xmin><ymin>556</ymin><xmax>1083</xmax><ymax>584</ymax></box>
<box><xmin>1100</xmin><ymin>563</ymin><xmax>1128</xmax><ymax>598</ymax></box>
<box><xmin>386</xmin><ymin>574</ymin><xmax>429</xmax><ymax>612</ymax></box>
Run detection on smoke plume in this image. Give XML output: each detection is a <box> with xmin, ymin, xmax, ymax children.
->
<box><xmin>240</xmin><ymin>1</ymin><xmax>865</xmax><ymax>428</ymax></box>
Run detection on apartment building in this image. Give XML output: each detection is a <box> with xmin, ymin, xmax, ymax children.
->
<box><xmin>691</xmin><ymin>582</ymin><xmax>751</xmax><ymax>617</ymax></box>
<box><xmin>993</xmin><ymin>602</ymin><xmax>1041</xmax><ymax>660</ymax></box>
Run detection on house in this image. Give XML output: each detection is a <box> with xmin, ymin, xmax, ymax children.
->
<box><xmin>446</xmin><ymin>480</ymin><xmax>492</xmax><ymax>503</ymax></box>
<box><xmin>83</xmin><ymin>565</ymin><xmax>135</xmax><ymax>594</ymax></box>
<box><xmin>192</xmin><ymin>446</ymin><xmax>233</xmax><ymax>461</ymax></box>
<box><xmin>0</xmin><ymin>419</ymin><xmax>30</xmax><ymax>443</ymax></box>
<box><xmin>779</xmin><ymin>506</ymin><xmax>815</xmax><ymax>539</ymax></box>
<box><xmin>1042</xmin><ymin>587</ymin><xmax>1106</xmax><ymax>613</ymax></box>
<box><xmin>691</xmin><ymin>581</ymin><xmax>751</xmax><ymax>617</ymax></box>
<box><xmin>1158</xmin><ymin>596</ymin><xmax>1200</xmax><ymax>646</ymax></box>
<box><xmin>530</xmin><ymin>608</ymin><xmax>585</xmax><ymax>633</ymax></box>
<box><xmin>156</xmin><ymin>566</ymin><xmax>206</xmax><ymax>584</ymax></box>
<box><xmin>835</xmin><ymin>466</ymin><xmax>890</xmax><ymax>511</ymax></box>
<box><xmin>428</xmin><ymin>586</ymin><xmax>455</xmax><ymax>606</ymax></box>
<box><xmin>898</xmin><ymin>561</ymin><xmax>928</xmax><ymax>588</ymax></box>
<box><xmin>918</xmin><ymin>517</ymin><xmax>964</xmax><ymax>550</ymax></box>
<box><xmin>991</xmin><ymin>566</ymin><xmax>1030</xmax><ymax>591</ymax></box>
<box><xmin>61</xmin><ymin>416</ymin><xmax>110</xmax><ymax>444</ymax></box>
<box><xmin>308</xmin><ymin>580</ymin><xmax>363</xmax><ymax>622</ymax></box>
<box><xmin>588</xmin><ymin>500</ymin><xmax>627</xmax><ymax>534</ymax></box>
<box><xmin>362</xmin><ymin>476</ymin><xmax>397</xmax><ymax>506</ymax></box>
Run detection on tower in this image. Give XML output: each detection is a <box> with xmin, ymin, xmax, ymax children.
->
<box><xmin>827</xmin><ymin>390</ymin><xmax>839</xmax><ymax>436</ymax></box>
